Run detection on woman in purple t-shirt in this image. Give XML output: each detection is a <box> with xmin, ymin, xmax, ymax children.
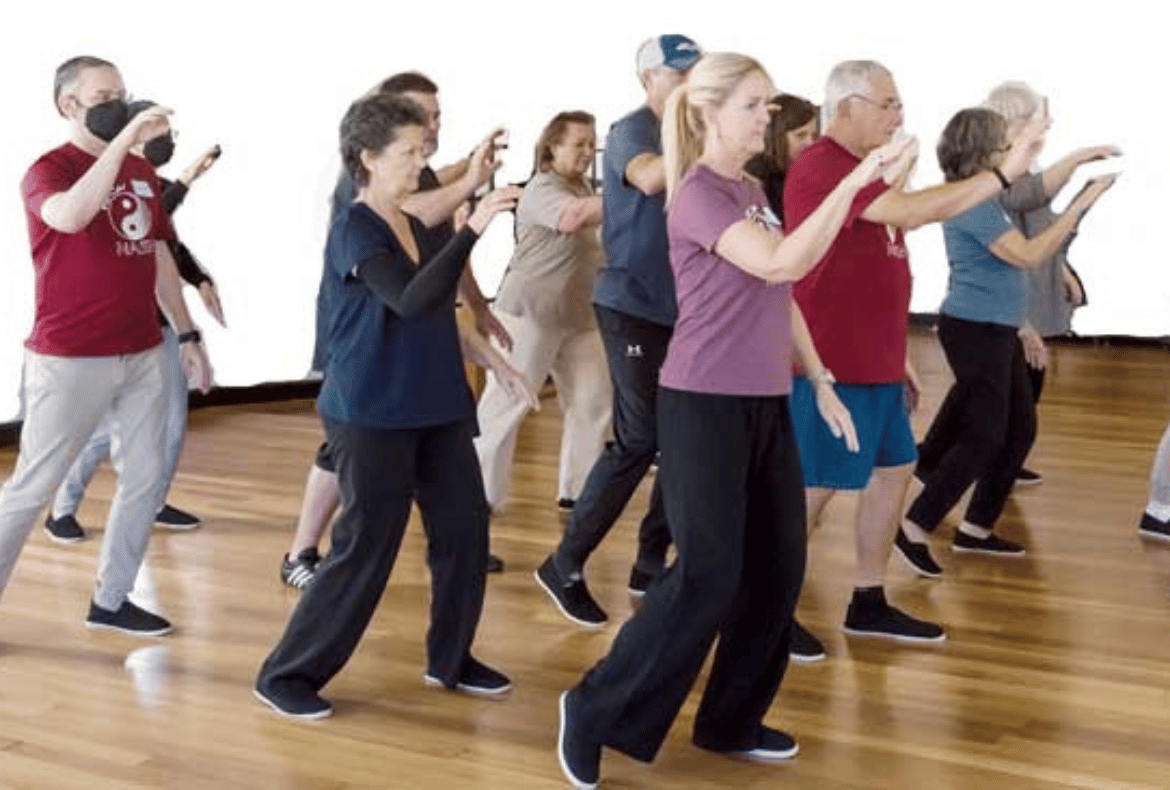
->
<box><xmin>555</xmin><ymin>52</ymin><xmax>910</xmax><ymax>789</ymax></box>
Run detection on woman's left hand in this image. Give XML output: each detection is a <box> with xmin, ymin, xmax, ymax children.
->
<box><xmin>492</xmin><ymin>358</ymin><xmax>540</xmax><ymax>411</ymax></box>
<box><xmin>815</xmin><ymin>381</ymin><xmax>859</xmax><ymax>453</ymax></box>
<box><xmin>1019</xmin><ymin>324</ymin><xmax>1048</xmax><ymax>370</ymax></box>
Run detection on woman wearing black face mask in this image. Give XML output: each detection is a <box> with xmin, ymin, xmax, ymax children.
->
<box><xmin>43</xmin><ymin>99</ymin><xmax>227</xmax><ymax>543</ymax></box>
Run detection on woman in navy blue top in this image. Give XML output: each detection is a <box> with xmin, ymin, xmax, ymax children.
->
<box><xmin>902</xmin><ymin>108</ymin><xmax>1113</xmax><ymax>564</ymax></box>
<box><xmin>255</xmin><ymin>94</ymin><xmax>531</xmax><ymax>720</ymax></box>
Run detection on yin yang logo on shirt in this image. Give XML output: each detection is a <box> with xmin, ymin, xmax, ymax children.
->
<box><xmin>106</xmin><ymin>187</ymin><xmax>152</xmax><ymax>241</ymax></box>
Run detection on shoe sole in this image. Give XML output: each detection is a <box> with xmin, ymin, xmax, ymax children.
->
<box><xmin>1138</xmin><ymin>528</ymin><xmax>1170</xmax><ymax>543</ymax></box>
<box><xmin>738</xmin><ymin>744</ymin><xmax>801</xmax><ymax>761</ymax></box>
<box><xmin>952</xmin><ymin>545</ymin><xmax>1026</xmax><ymax>556</ymax></box>
<box><xmin>252</xmin><ymin>688</ymin><xmax>333</xmax><ymax>721</ymax></box>
<box><xmin>44</xmin><ymin>527</ymin><xmax>85</xmax><ymax>545</ymax></box>
<box><xmin>558</xmin><ymin>691</ymin><xmax>599</xmax><ymax>790</ymax></box>
<box><xmin>893</xmin><ymin>543</ymin><xmax>943</xmax><ymax>579</ymax></box>
<box><xmin>423</xmin><ymin>674</ymin><xmax>511</xmax><ymax>698</ymax></box>
<box><xmin>1013</xmin><ymin>478</ymin><xmax>1043</xmax><ymax>487</ymax></box>
<box><xmin>533</xmin><ymin>569</ymin><xmax>607</xmax><ymax>629</ymax></box>
<box><xmin>627</xmin><ymin>586</ymin><xmax>647</xmax><ymax>598</ymax></box>
<box><xmin>842</xmin><ymin>625</ymin><xmax>947</xmax><ymax>643</ymax></box>
<box><xmin>789</xmin><ymin>651</ymin><xmax>827</xmax><ymax>664</ymax></box>
<box><xmin>84</xmin><ymin>621</ymin><xmax>173</xmax><ymax>637</ymax></box>
<box><xmin>154</xmin><ymin>522</ymin><xmax>201</xmax><ymax>531</ymax></box>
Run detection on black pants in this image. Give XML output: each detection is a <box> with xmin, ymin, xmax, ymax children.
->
<box><xmin>570</xmin><ymin>389</ymin><xmax>806</xmax><ymax>762</ymax></box>
<box><xmin>555</xmin><ymin>305</ymin><xmax>674</xmax><ymax>575</ymax></box>
<box><xmin>908</xmin><ymin>315</ymin><xmax>1037</xmax><ymax>530</ymax></box>
<box><xmin>257</xmin><ymin>417</ymin><xmax>489</xmax><ymax>694</ymax></box>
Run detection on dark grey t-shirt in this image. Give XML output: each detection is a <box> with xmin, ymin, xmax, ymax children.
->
<box><xmin>592</xmin><ymin>105</ymin><xmax>676</xmax><ymax>327</ymax></box>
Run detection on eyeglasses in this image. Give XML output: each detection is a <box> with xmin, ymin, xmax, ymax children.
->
<box><xmin>849</xmin><ymin>94</ymin><xmax>903</xmax><ymax>113</ymax></box>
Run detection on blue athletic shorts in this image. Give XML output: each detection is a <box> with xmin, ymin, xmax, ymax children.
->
<box><xmin>790</xmin><ymin>377</ymin><xmax>917</xmax><ymax>490</ymax></box>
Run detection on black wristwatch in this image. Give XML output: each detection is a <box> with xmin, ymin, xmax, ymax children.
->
<box><xmin>177</xmin><ymin>329</ymin><xmax>202</xmax><ymax>345</ymax></box>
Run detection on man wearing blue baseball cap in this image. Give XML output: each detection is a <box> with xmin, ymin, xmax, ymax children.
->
<box><xmin>536</xmin><ymin>34</ymin><xmax>700</xmax><ymax>628</ymax></box>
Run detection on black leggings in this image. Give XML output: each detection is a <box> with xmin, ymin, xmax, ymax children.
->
<box><xmin>908</xmin><ymin>315</ymin><xmax>1037</xmax><ymax>530</ymax></box>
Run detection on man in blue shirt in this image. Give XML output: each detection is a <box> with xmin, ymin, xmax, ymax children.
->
<box><xmin>537</xmin><ymin>35</ymin><xmax>700</xmax><ymax>627</ymax></box>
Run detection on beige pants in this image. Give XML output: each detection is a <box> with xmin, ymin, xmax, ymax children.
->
<box><xmin>474</xmin><ymin>311</ymin><xmax>611</xmax><ymax>510</ymax></box>
<box><xmin>0</xmin><ymin>347</ymin><xmax>166</xmax><ymax>610</ymax></box>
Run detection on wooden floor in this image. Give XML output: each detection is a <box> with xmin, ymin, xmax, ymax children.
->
<box><xmin>1</xmin><ymin>327</ymin><xmax>1169</xmax><ymax>789</ymax></box>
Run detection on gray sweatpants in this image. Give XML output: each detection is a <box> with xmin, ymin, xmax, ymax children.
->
<box><xmin>0</xmin><ymin>346</ymin><xmax>167</xmax><ymax>611</ymax></box>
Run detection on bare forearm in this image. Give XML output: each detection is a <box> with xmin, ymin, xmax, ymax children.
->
<box><xmin>767</xmin><ymin>179</ymin><xmax>863</xmax><ymax>282</ymax></box>
<box><xmin>1041</xmin><ymin>152</ymin><xmax>1083</xmax><ymax>197</ymax></box>
<box><xmin>402</xmin><ymin>174</ymin><xmax>475</xmax><ymax>227</ymax></box>
<box><xmin>41</xmin><ymin>139</ymin><xmax>134</xmax><ymax>232</ymax></box>
<box><xmin>791</xmin><ymin>304</ymin><xmax>829</xmax><ymax>379</ymax></box>
<box><xmin>155</xmin><ymin>244</ymin><xmax>196</xmax><ymax>333</ymax></box>
<box><xmin>897</xmin><ymin>173</ymin><xmax>1001</xmax><ymax>228</ymax></box>
<box><xmin>456</xmin><ymin>308</ymin><xmax>495</xmax><ymax>368</ymax></box>
<box><xmin>435</xmin><ymin>158</ymin><xmax>469</xmax><ymax>186</ymax></box>
<box><xmin>557</xmin><ymin>196</ymin><xmax>603</xmax><ymax>232</ymax></box>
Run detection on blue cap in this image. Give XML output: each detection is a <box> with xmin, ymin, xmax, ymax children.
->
<box><xmin>636</xmin><ymin>34</ymin><xmax>701</xmax><ymax>72</ymax></box>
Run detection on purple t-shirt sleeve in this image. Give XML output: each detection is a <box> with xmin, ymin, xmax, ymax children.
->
<box><xmin>673</xmin><ymin>171</ymin><xmax>746</xmax><ymax>254</ymax></box>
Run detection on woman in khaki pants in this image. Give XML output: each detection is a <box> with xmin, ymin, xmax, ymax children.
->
<box><xmin>475</xmin><ymin>111</ymin><xmax>611</xmax><ymax>519</ymax></box>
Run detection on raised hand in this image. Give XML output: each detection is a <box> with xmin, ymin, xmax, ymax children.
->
<box><xmin>1001</xmin><ymin>109</ymin><xmax>1050</xmax><ymax>180</ymax></box>
<box><xmin>466</xmin><ymin>184</ymin><xmax>523</xmax><ymax>234</ymax></box>
<box><xmin>180</xmin><ymin>145</ymin><xmax>222</xmax><ymax>186</ymax></box>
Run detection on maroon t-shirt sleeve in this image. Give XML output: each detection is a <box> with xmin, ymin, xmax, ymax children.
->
<box><xmin>22</xmin><ymin>156</ymin><xmax>74</xmax><ymax>220</ymax></box>
<box><xmin>675</xmin><ymin>170</ymin><xmax>746</xmax><ymax>253</ymax></box>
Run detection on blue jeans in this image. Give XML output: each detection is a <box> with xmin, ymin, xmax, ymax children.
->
<box><xmin>52</xmin><ymin>326</ymin><xmax>187</xmax><ymax>518</ymax></box>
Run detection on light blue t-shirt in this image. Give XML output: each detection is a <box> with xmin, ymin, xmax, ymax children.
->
<box><xmin>592</xmin><ymin>106</ymin><xmax>676</xmax><ymax>327</ymax></box>
<box><xmin>939</xmin><ymin>198</ymin><xmax>1026</xmax><ymax>327</ymax></box>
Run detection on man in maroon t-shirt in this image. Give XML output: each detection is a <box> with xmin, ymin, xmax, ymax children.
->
<box><xmin>0</xmin><ymin>56</ymin><xmax>211</xmax><ymax>637</ymax></box>
<box><xmin>782</xmin><ymin>60</ymin><xmax>1040</xmax><ymax>657</ymax></box>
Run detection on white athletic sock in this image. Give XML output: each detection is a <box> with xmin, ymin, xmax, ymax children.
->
<box><xmin>957</xmin><ymin>521</ymin><xmax>992</xmax><ymax>540</ymax></box>
<box><xmin>1145</xmin><ymin>501</ymin><xmax>1170</xmax><ymax>522</ymax></box>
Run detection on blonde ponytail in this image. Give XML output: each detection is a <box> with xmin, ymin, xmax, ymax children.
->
<box><xmin>662</xmin><ymin>53</ymin><xmax>773</xmax><ymax>206</ymax></box>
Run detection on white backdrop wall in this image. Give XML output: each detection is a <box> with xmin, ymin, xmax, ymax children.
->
<box><xmin>1</xmin><ymin>0</ymin><xmax>1164</xmax><ymax>421</ymax></box>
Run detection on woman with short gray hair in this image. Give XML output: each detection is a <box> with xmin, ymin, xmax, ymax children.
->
<box><xmin>903</xmin><ymin>107</ymin><xmax>1115</xmax><ymax>563</ymax></box>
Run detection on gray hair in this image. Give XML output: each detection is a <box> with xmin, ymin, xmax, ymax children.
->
<box><xmin>54</xmin><ymin>55</ymin><xmax>116</xmax><ymax>116</ymax></box>
<box><xmin>822</xmin><ymin>60</ymin><xmax>891</xmax><ymax>126</ymax></box>
<box><xmin>983</xmin><ymin>80</ymin><xmax>1043</xmax><ymax>129</ymax></box>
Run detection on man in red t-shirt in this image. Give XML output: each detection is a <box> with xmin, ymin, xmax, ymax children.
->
<box><xmin>0</xmin><ymin>56</ymin><xmax>212</xmax><ymax>637</ymax></box>
<box><xmin>782</xmin><ymin>60</ymin><xmax>1040</xmax><ymax>657</ymax></box>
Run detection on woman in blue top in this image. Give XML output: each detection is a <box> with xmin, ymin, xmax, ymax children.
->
<box><xmin>254</xmin><ymin>95</ymin><xmax>534</xmax><ymax>720</ymax></box>
<box><xmin>902</xmin><ymin>108</ymin><xmax>1114</xmax><ymax>560</ymax></box>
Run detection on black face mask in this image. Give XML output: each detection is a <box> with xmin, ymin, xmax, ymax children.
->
<box><xmin>85</xmin><ymin>99</ymin><xmax>130</xmax><ymax>142</ymax></box>
<box><xmin>144</xmin><ymin>133</ymin><xmax>175</xmax><ymax>166</ymax></box>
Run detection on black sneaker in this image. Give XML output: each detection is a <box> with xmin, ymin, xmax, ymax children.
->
<box><xmin>44</xmin><ymin>513</ymin><xmax>85</xmax><ymax>544</ymax></box>
<box><xmin>1139</xmin><ymin>512</ymin><xmax>1170</xmax><ymax>542</ymax></box>
<box><xmin>253</xmin><ymin>679</ymin><xmax>333</xmax><ymax>721</ymax></box>
<box><xmin>558</xmin><ymin>690</ymin><xmax>601</xmax><ymax>789</ymax></box>
<box><xmin>487</xmin><ymin>553</ymin><xmax>505</xmax><ymax>574</ymax></box>
<box><xmin>1014</xmin><ymin>468</ymin><xmax>1043</xmax><ymax>486</ymax></box>
<box><xmin>155</xmin><ymin>504</ymin><xmax>201</xmax><ymax>531</ymax></box>
<box><xmin>424</xmin><ymin>655</ymin><xmax>511</xmax><ymax>697</ymax></box>
<box><xmin>894</xmin><ymin>527</ymin><xmax>943</xmax><ymax>578</ymax></box>
<box><xmin>280</xmin><ymin>547</ymin><xmax>320</xmax><ymax>590</ymax></box>
<box><xmin>843</xmin><ymin>600</ymin><xmax>946</xmax><ymax>643</ymax></box>
<box><xmin>627</xmin><ymin>566</ymin><xmax>655</xmax><ymax>597</ymax></box>
<box><xmin>952</xmin><ymin>531</ymin><xmax>1025</xmax><ymax>555</ymax></box>
<box><xmin>85</xmin><ymin>599</ymin><xmax>172</xmax><ymax>636</ymax></box>
<box><xmin>790</xmin><ymin>620</ymin><xmax>826</xmax><ymax>663</ymax></box>
<box><xmin>695</xmin><ymin>725</ymin><xmax>799</xmax><ymax>761</ymax></box>
<box><xmin>557</xmin><ymin>498</ymin><xmax>575</xmax><ymax>513</ymax></box>
<box><xmin>535</xmin><ymin>555</ymin><xmax>608</xmax><ymax>627</ymax></box>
